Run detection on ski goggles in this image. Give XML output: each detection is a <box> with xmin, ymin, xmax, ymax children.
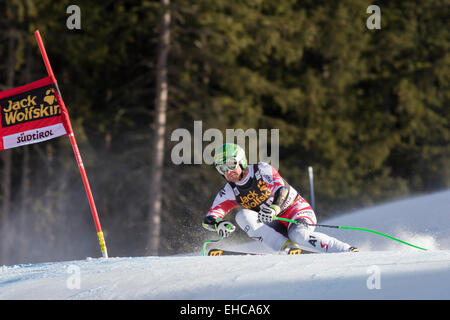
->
<box><xmin>215</xmin><ymin>158</ymin><xmax>238</xmax><ymax>175</ymax></box>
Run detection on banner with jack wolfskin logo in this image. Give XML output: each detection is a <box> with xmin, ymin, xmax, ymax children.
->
<box><xmin>0</xmin><ymin>76</ymin><xmax>70</xmax><ymax>150</ymax></box>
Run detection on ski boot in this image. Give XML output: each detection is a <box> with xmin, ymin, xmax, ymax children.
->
<box><xmin>281</xmin><ymin>240</ymin><xmax>303</xmax><ymax>255</ymax></box>
<box><xmin>349</xmin><ymin>246</ymin><xmax>360</xmax><ymax>252</ymax></box>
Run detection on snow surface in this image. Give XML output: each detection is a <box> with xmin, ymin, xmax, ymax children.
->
<box><xmin>1</xmin><ymin>189</ymin><xmax>449</xmax><ymax>300</ymax></box>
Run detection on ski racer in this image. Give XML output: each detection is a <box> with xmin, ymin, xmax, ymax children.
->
<box><xmin>202</xmin><ymin>143</ymin><xmax>359</xmax><ymax>254</ymax></box>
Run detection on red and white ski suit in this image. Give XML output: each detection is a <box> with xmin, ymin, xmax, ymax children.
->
<box><xmin>205</xmin><ymin>162</ymin><xmax>352</xmax><ymax>253</ymax></box>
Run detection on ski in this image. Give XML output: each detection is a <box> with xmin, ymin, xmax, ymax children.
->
<box><xmin>208</xmin><ymin>248</ymin><xmax>316</xmax><ymax>256</ymax></box>
<box><xmin>208</xmin><ymin>249</ymin><xmax>262</xmax><ymax>256</ymax></box>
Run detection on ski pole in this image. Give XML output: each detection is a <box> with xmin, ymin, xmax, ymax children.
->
<box><xmin>274</xmin><ymin>217</ymin><xmax>428</xmax><ymax>251</ymax></box>
<box><xmin>202</xmin><ymin>237</ymin><xmax>223</xmax><ymax>256</ymax></box>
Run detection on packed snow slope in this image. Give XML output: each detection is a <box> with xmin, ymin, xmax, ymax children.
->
<box><xmin>1</xmin><ymin>189</ymin><xmax>449</xmax><ymax>300</ymax></box>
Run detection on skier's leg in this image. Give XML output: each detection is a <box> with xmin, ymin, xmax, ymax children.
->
<box><xmin>287</xmin><ymin>209</ymin><xmax>352</xmax><ymax>253</ymax></box>
<box><xmin>235</xmin><ymin>209</ymin><xmax>288</xmax><ymax>251</ymax></box>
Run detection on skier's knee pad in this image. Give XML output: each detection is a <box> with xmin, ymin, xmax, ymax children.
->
<box><xmin>288</xmin><ymin>224</ymin><xmax>312</xmax><ymax>242</ymax></box>
<box><xmin>235</xmin><ymin>209</ymin><xmax>289</xmax><ymax>249</ymax></box>
<box><xmin>235</xmin><ymin>209</ymin><xmax>260</xmax><ymax>234</ymax></box>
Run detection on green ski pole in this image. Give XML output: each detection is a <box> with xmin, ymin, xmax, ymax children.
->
<box><xmin>202</xmin><ymin>237</ymin><xmax>223</xmax><ymax>256</ymax></box>
<box><xmin>274</xmin><ymin>217</ymin><xmax>428</xmax><ymax>251</ymax></box>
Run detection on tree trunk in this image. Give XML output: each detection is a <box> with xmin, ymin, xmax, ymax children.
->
<box><xmin>17</xmin><ymin>41</ymin><xmax>34</xmax><ymax>262</ymax></box>
<box><xmin>147</xmin><ymin>0</ymin><xmax>170</xmax><ymax>256</ymax></box>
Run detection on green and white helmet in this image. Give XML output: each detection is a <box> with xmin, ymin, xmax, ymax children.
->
<box><xmin>214</xmin><ymin>143</ymin><xmax>248</xmax><ymax>174</ymax></box>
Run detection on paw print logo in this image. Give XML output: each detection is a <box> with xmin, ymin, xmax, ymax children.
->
<box><xmin>43</xmin><ymin>88</ymin><xmax>56</xmax><ymax>105</ymax></box>
<box><xmin>257</xmin><ymin>180</ymin><xmax>268</xmax><ymax>191</ymax></box>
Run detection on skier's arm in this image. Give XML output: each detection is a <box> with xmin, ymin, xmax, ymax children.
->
<box><xmin>258</xmin><ymin>162</ymin><xmax>290</xmax><ymax>213</ymax></box>
<box><xmin>272</xmin><ymin>186</ymin><xmax>290</xmax><ymax>211</ymax></box>
<box><xmin>202</xmin><ymin>184</ymin><xmax>238</xmax><ymax>234</ymax></box>
<box><xmin>202</xmin><ymin>216</ymin><xmax>236</xmax><ymax>238</ymax></box>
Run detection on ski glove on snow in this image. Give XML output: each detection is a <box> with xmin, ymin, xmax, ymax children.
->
<box><xmin>258</xmin><ymin>204</ymin><xmax>281</xmax><ymax>223</ymax></box>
